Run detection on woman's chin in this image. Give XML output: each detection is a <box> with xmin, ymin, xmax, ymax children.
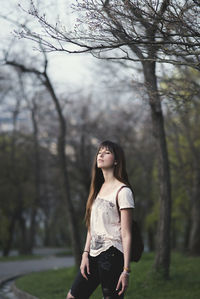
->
<box><xmin>98</xmin><ymin>165</ymin><xmax>114</xmax><ymax>170</ymax></box>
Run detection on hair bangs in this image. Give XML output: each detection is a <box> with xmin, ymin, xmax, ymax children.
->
<box><xmin>98</xmin><ymin>140</ymin><xmax>115</xmax><ymax>154</ymax></box>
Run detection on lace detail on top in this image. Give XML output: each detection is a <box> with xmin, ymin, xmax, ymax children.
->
<box><xmin>89</xmin><ymin>185</ymin><xmax>135</xmax><ymax>257</ymax></box>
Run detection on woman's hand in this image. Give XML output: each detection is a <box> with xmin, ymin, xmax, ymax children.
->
<box><xmin>80</xmin><ymin>252</ymin><xmax>90</xmax><ymax>280</ymax></box>
<box><xmin>116</xmin><ymin>271</ymin><xmax>129</xmax><ymax>296</ymax></box>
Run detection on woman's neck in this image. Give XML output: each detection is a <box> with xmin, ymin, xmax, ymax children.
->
<box><xmin>102</xmin><ymin>169</ymin><xmax>116</xmax><ymax>185</ymax></box>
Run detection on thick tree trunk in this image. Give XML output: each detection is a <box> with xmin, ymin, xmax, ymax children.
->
<box><xmin>189</xmin><ymin>168</ymin><xmax>200</xmax><ymax>255</ymax></box>
<box><xmin>171</xmin><ymin>220</ymin><xmax>177</xmax><ymax>250</ymax></box>
<box><xmin>2</xmin><ymin>216</ymin><xmax>16</xmax><ymax>256</ymax></box>
<box><xmin>184</xmin><ymin>217</ymin><xmax>191</xmax><ymax>251</ymax></box>
<box><xmin>29</xmin><ymin>209</ymin><xmax>37</xmax><ymax>252</ymax></box>
<box><xmin>44</xmin><ymin>220</ymin><xmax>50</xmax><ymax>246</ymax></box>
<box><xmin>57</xmin><ymin>120</ymin><xmax>82</xmax><ymax>266</ymax></box>
<box><xmin>18</xmin><ymin>213</ymin><xmax>29</xmax><ymax>254</ymax></box>
<box><xmin>181</xmin><ymin>115</ymin><xmax>200</xmax><ymax>255</ymax></box>
<box><xmin>147</xmin><ymin>228</ymin><xmax>155</xmax><ymax>252</ymax></box>
<box><xmin>44</xmin><ymin>74</ymin><xmax>82</xmax><ymax>267</ymax></box>
<box><xmin>143</xmin><ymin>61</ymin><xmax>171</xmax><ymax>278</ymax></box>
<box><xmin>28</xmin><ymin>103</ymin><xmax>41</xmax><ymax>253</ymax></box>
<box><xmin>169</xmin><ymin>120</ymin><xmax>193</xmax><ymax>252</ymax></box>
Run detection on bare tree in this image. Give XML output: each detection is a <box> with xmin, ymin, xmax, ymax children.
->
<box><xmin>3</xmin><ymin>53</ymin><xmax>82</xmax><ymax>266</ymax></box>
<box><xmin>16</xmin><ymin>1</ymin><xmax>200</xmax><ymax>70</ymax></box>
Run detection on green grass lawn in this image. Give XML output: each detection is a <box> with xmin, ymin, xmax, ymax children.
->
<box><xmin>15</xmin><ymin>252</ymin><xmax>200</xmax><ymax>299</ymax></box>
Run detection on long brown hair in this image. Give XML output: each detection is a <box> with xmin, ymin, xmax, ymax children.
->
<box><xmin>85</xmin><ymin>140</ymin><xmax>134</xmax><ymax>229</ymax></box>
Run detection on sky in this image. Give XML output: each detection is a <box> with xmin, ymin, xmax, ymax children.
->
<box><xmin>0</xmin><ymin>0</ymin><xmax>151</xmax><ymax>134</ymax></box>
<box><xmin>0</xmin><ymin>0</ymin><xmax>101</xmax><ymax>132</ymax></box>
<box><xmin>0</xmin><ymin>0</ymin><xmax>98</xmax><ymax>92</ymax></box>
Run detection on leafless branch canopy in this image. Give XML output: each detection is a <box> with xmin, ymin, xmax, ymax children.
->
<box><xmin>15</xmin><ymin>0</ymin><xmax>200</xmax><ymax>70</ymax></box>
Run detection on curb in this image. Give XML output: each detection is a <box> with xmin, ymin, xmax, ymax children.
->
<box><xmin>0</xmin><ymin>275</ymin><xmax>39</xmax><ymax>299</ymax></box>
<box><xmin>11</xmin><ymin>281</ymin><xmax>39</xmax><ymax>299</ymax></box>
<box><xmin>0</xmin><ymin>275</ymin><xmax>21</xmax><ymax>286</ymax></box>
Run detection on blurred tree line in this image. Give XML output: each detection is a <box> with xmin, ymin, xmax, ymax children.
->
<box><xmin>0</xmin><ymin>62</ymin><xmax>199</xmax><ymax>260</ymax></box>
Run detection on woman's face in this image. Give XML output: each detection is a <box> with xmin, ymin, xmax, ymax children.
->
<box><xmin>96</xmin><ymin>147</ymin><xmax>115</xmax><ymax>169</ymax></box>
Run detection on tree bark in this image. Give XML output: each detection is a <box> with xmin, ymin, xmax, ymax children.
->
<box><xmin>28</xmin><ymin>101</ymin><xmax>41</xmax><ymax>253</ymax></box>
<box><xmin>180</xmin><ymin>114</ymin><xmax>200</xmax><ymax>255</ymax></box>
<box><xmin>44</xmin><ymin>73</ymin><xmax>82</xmax><ymax>267</ymax></box>
<box><xmin>147</xmin><ymin>228</ymin><xmax>155</xmax><ymax>252</ymax></box>
<box><xmin>184</xmin><ymin>217</ymin><xmax>191</xmax><ymax>252</ymax></box>
<box><xmin>143</xmin><ymin>61</ymin><xmax>171</xmax><ymax>278</ymax></box>
<box><xmin>171</xmin><ymin>219</ymin><xmax>177</xmax><ymax>250</ymax></box>
<box><xmin>18</xmin><ymin>213</ymin><xmax>28</xmax><ymax>254</ymax></box>
<box><xmin>189</xmin><ymin>167</ymin><xmax>200</xmax><ymax>255</ymax></box>
<box><xmin>2</xmin><ymin>215</ymin><xmax>16</xmax><ymax>256</ymax></box>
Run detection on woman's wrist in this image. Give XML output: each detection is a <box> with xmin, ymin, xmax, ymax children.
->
<box><xmin>123</xmin><ymin>267</ymin><xmax>131</xmax><ymax>273</ymax></box>
<box><xmin>122</xmin><ymin>270</ymin><xmax>130</xmax><ymax>276</ymax></box>
<box><xmin>82</xmin><ymin>250</ymin><xmax>89</xmax><ymax>255</ymax></box>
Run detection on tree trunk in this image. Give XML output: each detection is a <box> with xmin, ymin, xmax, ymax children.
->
<box><xmin>180</xmin><ymin>115</ymin><xmax>200</xmax><ymax>255</ymax></box>
<box><xmin>28</xmin><ymin>102</ymin><xmax>41</xmax><ymax>253</ymax></box>
<box><xmin>2</xmin><ymin>216</ymin><xmax>16</xmax><ymax>256</ymax></box>
<box><xmin>171</xmin><ymin>219</ymin><xmax>177</xmax><ymax>250</ymax></box>
<box><xmin>44</xmin><ymin>74</ymin><xmax>82</xmax><ymax>267</ymax></box>
<box><xmin>147</xmin><ymin>228</ymin><xmax>155</xmax><ymax>252</ymax></box>
<box><xmin>143</xmin><ymin>61</ymin><xmax>171</xmax><ymax>279</ymax></box>
<box><xmin>57</xmin><ymin>119</ymin><xmax>82</xmax><ymax>266</ymax></box>
<box><xmin>18</xmin><ymin>213</ymin><xmax>28</xmax><ymax>254</ymax></box>
<box><xmin>189</xmin><ymin>168</ymin><xmax>200</xmax><ymax>255</ymax></box>
<box><xmin>184</xmin><ymin>217</ymin><xmax>191</xmax><ymax>252</ymax></box>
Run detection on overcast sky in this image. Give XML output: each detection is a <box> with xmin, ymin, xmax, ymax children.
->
<box><xmin>0</xmin><ymin>0</ymin><xmax>99</xmax><ymax>93</ymax></box>
<box><xmin>0</xmin><ymin>0</ymin><xmax>148</xmax><ymax>130</ymax></box>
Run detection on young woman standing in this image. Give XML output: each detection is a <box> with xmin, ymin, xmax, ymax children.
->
<box><xmin>66</xmin><ymin>140</ymin><xmax>135</xmax><ymax>299</ymax></box>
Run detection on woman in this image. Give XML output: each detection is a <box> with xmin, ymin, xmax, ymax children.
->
<box><xmin>66</xmin><ymin>140</ymin><xmax>135</xmax><ymax>299</ymax></box>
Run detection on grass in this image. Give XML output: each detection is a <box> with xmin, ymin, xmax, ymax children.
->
<box><xmin>15</xmin><ymin>252</ymin><xmax>200</xmax><ymax>299</ymax></box>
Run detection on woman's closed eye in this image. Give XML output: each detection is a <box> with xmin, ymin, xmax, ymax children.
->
<box><xmin>98</xmin><ymin>151</ymin><xmax>111</xmax><ymax>155</ymax></box>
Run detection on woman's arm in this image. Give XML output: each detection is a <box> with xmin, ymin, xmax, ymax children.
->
<box><xmin>121</xmin><ymin>208</ymin><xmax>133</xmax><ymax>270</ymax></box>
<box><xmin>80</xmin><ymin>229</ymin><xmax>91</xmax><ymax>280</ymax></box>
<box><xmin>116</xmin><ymin>208</ymin><xmax>133</xmax><ymax>295</ymax></box>
<box><xmin>83</xmin><ymin>229</ymin><xmax>92</xmax><ymax>253</ymax></box>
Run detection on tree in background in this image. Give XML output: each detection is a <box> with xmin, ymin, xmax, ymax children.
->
<box><xmin>162</xmin><ymin>67</ymin><xmax>200</xmax><ymax>255</ymax></box>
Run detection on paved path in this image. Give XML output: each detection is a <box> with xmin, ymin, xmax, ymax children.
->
<box><xmin>0</xmin><ymin>255</ymin><xmax>74</xmax><ymax>282</ymax></box>
<box><xmin>0</xmin><ymin>247</ymin><xmax>70</xmax><ymax>258</ymax></box>
<box><xmin>0</xmin><ymin>250</ymin><xmax>75</xmax><ymax>298</ymax></box>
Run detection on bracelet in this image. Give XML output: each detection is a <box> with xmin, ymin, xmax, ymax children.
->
<box><xmin>123</xmin><ymin>267</ymin><xmax>131</xmax><ymax>273</ymax></box>
<box><xmin>82</xmin><ymin>250</ymin><xmax>89</xmax><ymax>254</ymax></box>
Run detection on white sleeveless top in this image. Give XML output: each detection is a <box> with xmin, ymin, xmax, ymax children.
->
<box><xmin>89</xmin><ymin>185</ymin><xmax>135</xmax><ymax>257</ymax></box>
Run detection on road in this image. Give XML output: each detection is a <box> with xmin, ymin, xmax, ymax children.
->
<box><xmin>0</xmin><ymin>248</ymin><xmax>75</xmax><ymax>298</ymax></box>
<box><xmin>0</xmin><ymin>255</ymin><xmax>74</xmax><ymax>282</ymax></box>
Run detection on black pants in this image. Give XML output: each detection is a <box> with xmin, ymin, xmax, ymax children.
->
<box><xmin>70</xmin><ymin>246</ymin><xmax>124</xmax><ymax>299</ymax></box>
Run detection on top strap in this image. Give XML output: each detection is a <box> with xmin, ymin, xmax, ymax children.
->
<box><xmin>116</xmin><ymin>185</ymin><xmax>131</xmax><ymax>218</ymax></box>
